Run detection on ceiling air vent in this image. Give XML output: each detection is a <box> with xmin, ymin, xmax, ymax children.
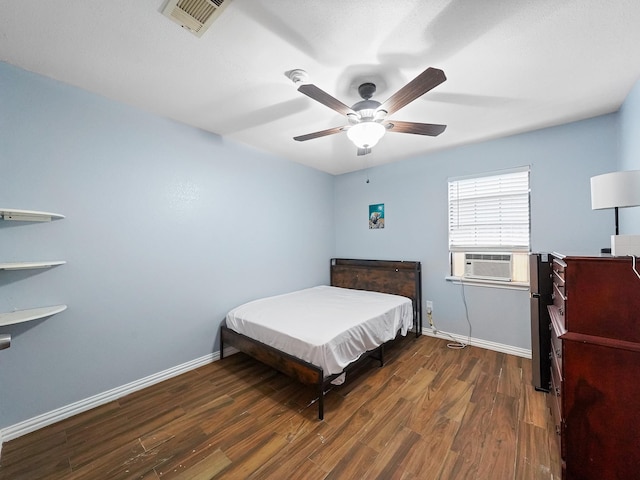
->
<box><xmin>162</xmin><ymin>0</ymin><xmax>230</xmax><ymax>37</ymax></box>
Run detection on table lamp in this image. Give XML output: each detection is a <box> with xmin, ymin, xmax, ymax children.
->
<box><xmin>591</xmin><ymin>170</ymin><xmax>640</xmax><ymax>255</ymax></box>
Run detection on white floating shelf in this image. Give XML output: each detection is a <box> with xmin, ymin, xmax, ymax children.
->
<box><xmin>0</xmin><ymin>305</ymin><xmax>67</xmax><ymax>327</ymax></box>
<box><xmin>0</xmin><ymin>208</ymin><xmax>65</xmax><ymax>222</ymax></box>
<box><xmin>0</xmin><ymin>261</ymin><xmax>66</xmax><ymax>271</ymax></box>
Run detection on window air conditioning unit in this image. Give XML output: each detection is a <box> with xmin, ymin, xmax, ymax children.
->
<box><xmin>464</xmin><ymin>253</ymin><xmax>512</xmax><ymax>281</ymax></box>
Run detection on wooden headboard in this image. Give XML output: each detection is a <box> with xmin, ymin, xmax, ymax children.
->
<box><xmin>330</xmin><ymin>258</ymin><xmax>422</xmax><ymax>335</ymax></box>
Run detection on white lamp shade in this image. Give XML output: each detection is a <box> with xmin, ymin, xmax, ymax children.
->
<box><xmin>347</xmin><ymin>121</ymin><xmax>386</xmax><ymax>148</ymax></box>
<box><xmin>590</xmin><ymin>170</ymin><xmax>640</xmax><ymax>210</ymax></box>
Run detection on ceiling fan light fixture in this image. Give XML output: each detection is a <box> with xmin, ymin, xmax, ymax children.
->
<box><xmin>347</xmin><ymin>121</ymin><xmax>386</xmax><ymax>149</ymax></box>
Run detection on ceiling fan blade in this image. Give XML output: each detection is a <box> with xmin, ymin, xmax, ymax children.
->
<box><xmin>380</xmin><ymin>67</ymin><xmax>446</xmax><ymax>116</ymax></box>
<box><xmin>293</xmin><ymin>126</ymin><xmax>346</xmax><ymax>142</ymax></box>
<box><xmin>385</xmin><ymin>121</ymin><xmax>447</xmax><ymax>136</ymax></box>
<box><xmin>298</xmin><ymin>84</ymin><xmax>355</xmax><ymax>116</ymax></box>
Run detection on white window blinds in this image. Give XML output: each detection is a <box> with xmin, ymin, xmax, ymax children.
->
<box><xmin>448</xmin><ymin>168</ymin><xmax>530</xmax><ymax>251</ymax></box>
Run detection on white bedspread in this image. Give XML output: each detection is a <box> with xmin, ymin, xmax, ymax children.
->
<box><xmin>225</xmin><ymin>285</ymin><xmax>413</xmax><ymax>377</ymax></box>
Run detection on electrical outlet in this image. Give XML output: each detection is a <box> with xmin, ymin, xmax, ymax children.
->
<box><xmin>426</xmin><ymin>300</ymin><xmax>433</xmax><ymax>314</ymax></box>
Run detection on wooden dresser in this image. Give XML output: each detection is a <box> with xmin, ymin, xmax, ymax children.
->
<box><xmin>548</xmin><ymin>253</ymin><xmax>640</xmax><ymax>479</ymax></box>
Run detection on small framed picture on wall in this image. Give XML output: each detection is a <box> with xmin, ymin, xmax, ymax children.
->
<box><xmin>369</xmin><ymin>203</ymin><xmax>385</xmax><ymax>229</ymax></box>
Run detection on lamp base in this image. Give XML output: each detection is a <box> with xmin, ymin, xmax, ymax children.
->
<box><xmin>611</xmin><ymin>234</ymin><xmax>640</xmax><ymax>256</ymax></box>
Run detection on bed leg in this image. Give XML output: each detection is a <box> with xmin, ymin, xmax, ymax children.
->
<box><xmin>379</xmin><ymin>344</ymin><xmax>385</xmax><ymax>367</ymax></box>
<box><xmin>220</xmin><ymin>332</ymin><xmax>225</xmax><ymax>360</ymax></box>
<box><xmin>318</xmin><ymin>385</ymin><xmax>324</xmax><ymax>420</ymax></box>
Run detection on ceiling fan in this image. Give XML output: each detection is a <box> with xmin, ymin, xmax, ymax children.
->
<box><xmin>289</xmin><ymin>67</ymin><xmax>447</xmax><ymax>155</ymax></box>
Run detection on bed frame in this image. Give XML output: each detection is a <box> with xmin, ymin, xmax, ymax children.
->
<box><xmin>219</xmin><ymin>258</ymin><xmax>422</xmax><ymax>420</ymax></box>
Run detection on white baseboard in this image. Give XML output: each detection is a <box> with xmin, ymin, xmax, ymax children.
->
<box><xmin>422</xmin><ymin>327</ymin><xmax>532</xmax><ymax>359</ymax></box>
<box><xmin>0</xmin><ymin>351</ymin><xmax>227</xmax><ymax>444</ymax></box>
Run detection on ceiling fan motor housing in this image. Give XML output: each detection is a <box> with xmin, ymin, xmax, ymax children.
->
<box><xmin>351</xmin><ymin>99</ymin><xmax>383</xmax><ymax>123</ymax></box>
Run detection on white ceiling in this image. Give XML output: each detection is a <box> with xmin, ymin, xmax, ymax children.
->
<box><xmin>2</xmin><ymin>1</ymin><xmax>640</xmax><ymax>175</ymax></box>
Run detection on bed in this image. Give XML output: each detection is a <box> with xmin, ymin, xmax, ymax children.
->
<box><xmin>219</xmin><ymin>258</ymin><xmax>422</xmax><ymax>420</ymax></box>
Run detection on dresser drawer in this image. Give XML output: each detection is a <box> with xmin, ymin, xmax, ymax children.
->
<box><xmin>551</xmin><ymin>286</ymin><xmax>565</xmax><ymax>330</ymax></box>
<box><xmin>551</xmin><ymin>259</ymin><xmax>566</xmax><ymax>331</ymax></box>
<box><xmin>552</xmin><ymin>281</ymin><xmax>565</xmax><ymax>309</ymax></box>
<box><xmin>550</xmin><ymin>323</ymin><xmax>563</xmax><ymax>375</ymax></box>
<box><xmin>551</xmin><ymin>257</ymin><xmax>565</xmax><ymax>286</ymax></box>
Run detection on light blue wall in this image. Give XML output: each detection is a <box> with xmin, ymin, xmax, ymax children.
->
<box><xmin>0</xmin><ymin>62</ymin><xmax>334</xmax><ymax>429</ymax></box>
<box><xmin>334</xmin><ymin>115</ymin><xmax>618</xmax><ymax>350</ymax></box>
<box><xmin>1</xmin><ymin>57</ymin><xmax>636</xmax><ymax>433</ymax></box>
<box><xmin>618</xmin><ymin>78</ymin><xmax>640</xmax><ymax>230</ymax></box>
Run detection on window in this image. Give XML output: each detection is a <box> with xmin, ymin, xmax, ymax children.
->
<box><xmin>448</xmin><ymin>167</ymin><xmax>530</xmax><ymax>284</ymax></box>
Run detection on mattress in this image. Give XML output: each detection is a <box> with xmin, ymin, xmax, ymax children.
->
<box><xmin>225</xmin><ymin>285</ymin><xmax>413</xmax><ymax>377</ymax></box>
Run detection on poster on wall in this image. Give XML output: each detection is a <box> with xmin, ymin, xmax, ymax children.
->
<box><xmin>369</xmin><ymin>203</ymin><xmax>385</xmax><ymax>229</ymax></box>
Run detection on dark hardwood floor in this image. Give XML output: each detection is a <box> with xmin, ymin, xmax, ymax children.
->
<box><xmin>0</xmin><ymin>335</ymin><xmax>560</xmax><ymax>479</ymax></box>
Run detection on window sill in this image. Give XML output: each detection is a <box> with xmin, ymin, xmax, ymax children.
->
<box><xmin>445</xmin><ymin>276</ymin><xmax>530</xmax><ymax>291</ymax></box>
